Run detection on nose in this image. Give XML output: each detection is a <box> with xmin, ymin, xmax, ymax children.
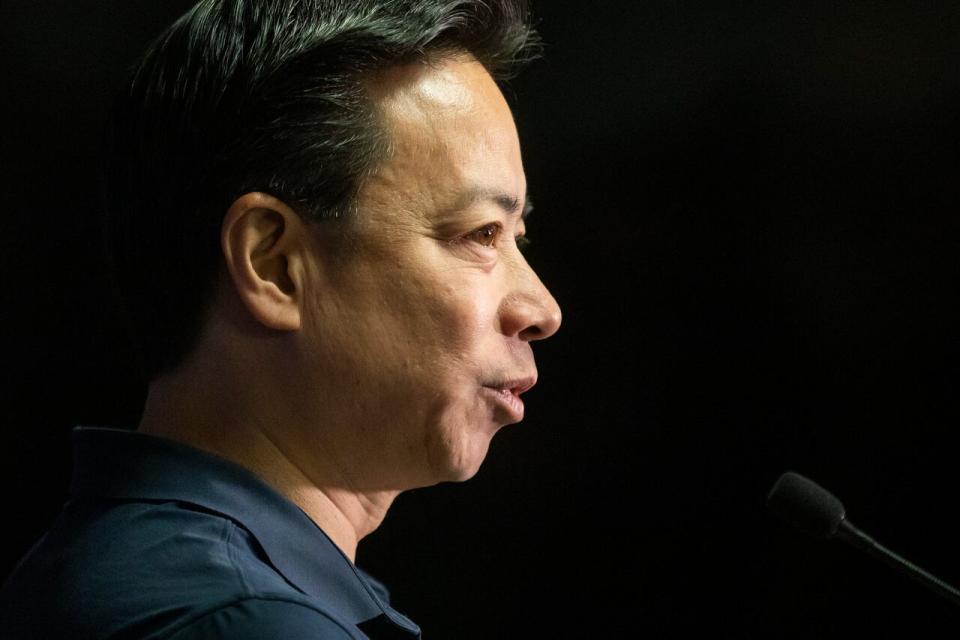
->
<box><xmin>500</xmin><ymin>256</ymin><xmax>562</xmax><ymax>342</ymax></box>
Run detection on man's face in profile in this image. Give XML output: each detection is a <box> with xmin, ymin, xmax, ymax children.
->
<box><xmin>296</xmin><ymin>53</ymin><xmax>561</xmax><ymax>487</ymax></box>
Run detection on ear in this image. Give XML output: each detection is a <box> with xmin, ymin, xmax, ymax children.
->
<box><xmin>220</xmin><ymin>192</ymin><xmax>307</xmax><ymax>331</ymax></box>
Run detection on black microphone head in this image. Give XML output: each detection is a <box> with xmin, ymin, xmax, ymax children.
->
<box><xmin>766</xmin><ymin>471</ymin><xmax>847</xmax><ymax>539</ymax></box>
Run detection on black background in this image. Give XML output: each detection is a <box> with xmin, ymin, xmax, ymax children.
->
<box><xmin>3</xmin><ymin>1</ymin><xmax>960</xmax><ymax>637</ymax></box>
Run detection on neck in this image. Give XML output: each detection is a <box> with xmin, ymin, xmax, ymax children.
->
<box><xmin>137</xmin><ymin>372</ymin><xmax>400</xmax><ymax>563</ymax></box>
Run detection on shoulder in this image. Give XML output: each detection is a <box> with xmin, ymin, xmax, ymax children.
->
<box><xmin>163</xmin><ymin>597</ymin><xmax>363</xmax><ymax>640</ymax></box>
<box><xmin>1</xmin><ymin>500</ymin><xmax>317</xmax><ymax>638</ymax></box>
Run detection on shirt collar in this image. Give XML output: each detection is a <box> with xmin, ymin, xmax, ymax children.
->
<box><xmin>68</xmin><ymin>426</ymin><xmax>420</xmax><ymax>637</ymax></box>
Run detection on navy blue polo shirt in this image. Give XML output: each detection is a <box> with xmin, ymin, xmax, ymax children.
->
<box><xmin>0</xmin><ymin>426</ymin><xmax>421</xmax><ymax>639</ymax></box>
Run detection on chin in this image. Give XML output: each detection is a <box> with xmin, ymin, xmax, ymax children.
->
<box><xmin>447</xmin><ymin>460</ymin><xmax>484</xmax><ymax>483</ymax></box>
<box><xmin>427</xmin><ymin>438</ymin><xmax>492</xmax><ymax>484</ymax></box>
<box><xmin>421</xmin><ymin>404</ymin><xmax>501</xmax><ymax>484</ymax></box>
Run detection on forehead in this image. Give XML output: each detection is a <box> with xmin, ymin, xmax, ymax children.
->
<box><xmin>366</xmin><ymin>52</ymin><xmax>509</xmax><ymax>123</ymax></box>
<box><xmin>359</xmin><ymin>54</ymin><xmax>526</xmax><ymax>225</ymax></box>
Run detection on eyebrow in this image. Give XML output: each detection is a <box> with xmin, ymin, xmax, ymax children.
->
<box><xmin>457</xmin><ymin>186</ymin><xmax>534</xmax><ymax>220</ymax></box>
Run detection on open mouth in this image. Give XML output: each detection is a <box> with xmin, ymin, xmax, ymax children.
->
<box><xmin>482</xmin><ymin>385</ymin><xmax>526</xmax><ymax>423</ymax></box>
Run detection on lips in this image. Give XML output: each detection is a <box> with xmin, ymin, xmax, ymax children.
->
<box><xmin>482</xmin><ymin>375</ymin><xmax>536</xmax><ymax>423</ymax></box>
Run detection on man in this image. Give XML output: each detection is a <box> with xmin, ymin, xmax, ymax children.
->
<box><xmin>0</xmin><ymin>1</ymin><xmax>560</xmax><ymax>638</ymax></box>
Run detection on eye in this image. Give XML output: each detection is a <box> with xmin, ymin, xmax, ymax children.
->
<box><xmin>468</xmin><ymin>223</ymin><xmax>502</xmax><ymax>248</ymax></box>
<box><xmin>461</xmin><ymin>223</ymin><xmax>531</xmax><ymax>253</ymax></box>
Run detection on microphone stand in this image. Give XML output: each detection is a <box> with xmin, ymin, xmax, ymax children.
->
<box><xmin>835</xmin><ymin>518</ymin><xmax>960</xmax><ymax>608</ymax></box>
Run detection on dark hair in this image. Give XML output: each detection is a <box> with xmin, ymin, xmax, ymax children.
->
<box><xmin>101</xmin><ymin>0</ymin><xmax>541</xmax><ymax>384</ymax></box>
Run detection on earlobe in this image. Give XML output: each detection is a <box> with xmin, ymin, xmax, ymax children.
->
<box><xmin>220</xmin><ymin>192</ymin><xmax>304</xmax><ymax>332</ymax></box>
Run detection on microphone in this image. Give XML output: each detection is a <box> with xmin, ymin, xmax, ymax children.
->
<box><xmin>766</xmin><ymin>471</ymin><xmax>960</xmax><ymax>607</ymax></box>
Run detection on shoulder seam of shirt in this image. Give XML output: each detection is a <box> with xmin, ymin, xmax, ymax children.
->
<box><xmin>222</xmin><ymin>520</ymin><xmax>254</xmax><ymax>597</ymax></box>
<box><xmin>159</xmin><ymin>595</ymin><xmax>356</xmax><ymax>640</ymax></box>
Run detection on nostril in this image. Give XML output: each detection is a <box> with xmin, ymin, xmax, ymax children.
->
<box><xmin>521</xmin><ymin>317</ymin><xmax>558</xmax><ymax>341</ymax></box>
<box><xmin>529</xmin><ymin>303</ymin><xmax>561</xmax><ymax>342</ymax></box>
<box><xmin>512</xmin><ymin>295</ymin><xmax>561</xmax><ymax>342</ymax></box>
<box><xmin>519</xmin><ymin>325</ymin><xmax>544</xmax><ymax>341</ymax></box>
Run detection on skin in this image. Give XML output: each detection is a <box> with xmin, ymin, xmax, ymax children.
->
<box><xmin>137</xmin><ymin>53</ymin><xmax>562</xmax><ymax>563</ymax></box>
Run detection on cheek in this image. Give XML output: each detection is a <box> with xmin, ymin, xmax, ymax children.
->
<box><xmin>392</xmin><ymin>266</ymin><xmax>497</xmax><ymax>357</ymax></box>
<box><xmin>437</xmin><ymin>282</ymin><xmax>491</xmax><ymax>341</ymax></box>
